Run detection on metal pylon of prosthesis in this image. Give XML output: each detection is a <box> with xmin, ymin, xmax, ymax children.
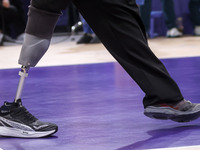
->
<box><xmin>14</xmin><ymin>66</ymin><xmax>29</xmax><ymax>102</ymax></box>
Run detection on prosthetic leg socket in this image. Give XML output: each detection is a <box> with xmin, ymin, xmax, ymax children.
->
<box><xmin>18</xmin><ymin>34</ymin><xmax>50</xmax><ymax>67</ymax></box>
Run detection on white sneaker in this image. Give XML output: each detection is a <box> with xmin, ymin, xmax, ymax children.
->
<box><xmin>194</xmin><ymin>26</ymin><xmax>200</xmax><ymax>36</ymax></box>
<box><xmin>166</xmin><ymin>27</ymin><xmax>183</xmax><ymax>37</ymax></box>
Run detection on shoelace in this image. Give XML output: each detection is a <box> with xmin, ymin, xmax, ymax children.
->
<box><xmin>12</xmin><ymin>106</ymin><xmax>38</xmax><ymax>124</ymax></box>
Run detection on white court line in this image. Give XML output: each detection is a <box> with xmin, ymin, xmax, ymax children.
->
<box><xmin>146</xmin><ymin>145</ymin><xmax>200</xmax><ymax>150</ymax></box>
<box><xmin>0</xmin><ymin>148</ymin><xmax>3</xmax><ymax>150</ymax></box>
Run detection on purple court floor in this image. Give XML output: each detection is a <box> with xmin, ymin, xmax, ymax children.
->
<box><xmin>1</xmin><ymin>57</ymin><xmax>200</xmax><ymax>150</ymax></box>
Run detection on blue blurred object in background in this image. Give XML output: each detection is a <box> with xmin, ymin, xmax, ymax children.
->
<box><xmin>136</xmin><ymin>0</ymin><xmax>145</xmax><ymax>5</ymax></box>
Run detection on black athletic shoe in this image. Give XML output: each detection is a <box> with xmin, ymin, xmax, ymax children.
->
<box><xmin>0</xmin><ymin>99</ymin><xmax>58</xmax><ymax>138</ymax></box>
<box><xmin>144</xmin><ymin>99</ymin><xmax>200</xmax><ymax>122</ymax></box>
<box><xmin>77</xmin><ymin>33</ymin><xmax>93</xmax><ymax>44</ymax></box>
<box><xmin>90</xmin><ymin>35</ymin><xmax>101</xmax><ymax>44</ymax></box>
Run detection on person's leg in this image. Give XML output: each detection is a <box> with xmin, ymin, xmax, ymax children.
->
<box><xmin>73</xmin><ymin>0</ymin><xmax>183</xmax><ymax>107</ymax></box>
<box><xmin>189</xmin><ymin>0</ymin><xmax>200</xmax><ymax>35</ymax></box>
<box><xmin>161</xmin><ymin>0</ymin><xmax>182</xmax><ymax>37</ymax></box>
<box><xmin>74</xmin><ymin>0</ymin><xmax>200</xmax><ymax>122</ymax></box>
<box><xmin>160</xmin><ymin>0</ymin><xmax>176</xmax><ymax>29</ymax></box>
<box><xmin>0</xmin><ymin>0</ymin><xmax>71</xmax><ymax>138</ymax></box>
<box><xmin>19</xmin><ymin>0</ymin><xmax>72</xmax><ymax>67</ymax></box>
<box><xmin>139</xmin><ymin>0</ymin><xmax>152</xmax><ymax>32</ymax></box>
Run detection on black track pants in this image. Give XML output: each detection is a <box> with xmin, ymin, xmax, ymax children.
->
<box><xmin>30</xmin><ymin>0</ymin><xmax>184</xmax><ymax>107</ymax></box>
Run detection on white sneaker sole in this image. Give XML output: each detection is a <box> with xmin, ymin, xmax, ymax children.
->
<box><xmin>0</xmin><ymin>126</ymin><xmax>56</xmax><ymax>138</ymax></box>
<box><xmin>0</xmin><ymin>116</ymin><xmax>57</xmax><ymax>138</ymax></box>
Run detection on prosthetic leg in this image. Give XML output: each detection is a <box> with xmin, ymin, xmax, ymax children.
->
<box><xmin>14</xmin><ymin>6</ymin><xmax>61</xmax><ymax>102</ymax></box>
<box><xmin>0</xmin><ymin>6</ymin><xmax>61</xmax><ymax>138</ymax></box>
<box><xmin>14</xmin><ymin>34</ymin><xmax>51</xmax><ymax>102</ymax></box>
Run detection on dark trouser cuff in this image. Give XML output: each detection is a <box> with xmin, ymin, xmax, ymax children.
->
<box><xmin>25</xmin><ymin>6</ymin><xmax>61</xmax><ymax>39</ymax></box>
